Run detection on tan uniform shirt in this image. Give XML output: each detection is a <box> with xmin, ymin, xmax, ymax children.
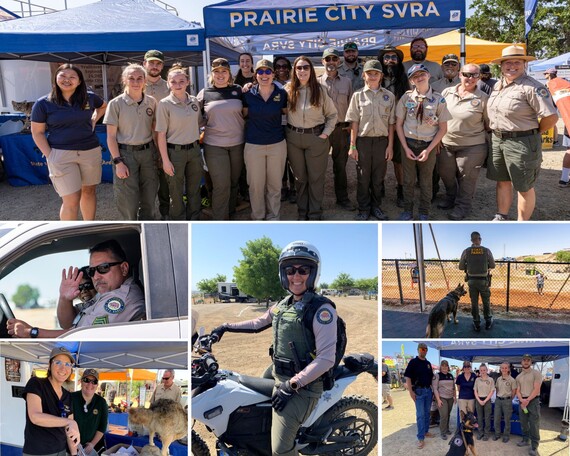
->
<box><xmin>487</xmin><ymin>74</ymin><xmax>557</xmax><ymax>131</ymax></box>
<box><xmin>155</xmin><ymin>93</ymin><xmax>201</xmax><ymax>145</ymax></box>
<box><xmin>317</xmin><ymin>72</ymin><xmax>353</xmax><ymax>124</ymax></box>
<box><xmin>495</xmin><ymin>375</ymin><xmax>516</xmax><ymax>398</ymax></box>
<box><xmin>432</xmin><ymin>76</ymin><xmax>461</xmax><ymax>95</ymax></box>
<box><xmin>338</xmin><ymin>61</ymin><xmax>365</xmax><ymax>91</ymax></box>
<box><xmin>345</xmin><ymin>87</ymin><xmax>395</xmax><ymax>137</ymax></box>
<box><xmin>474</xmin><ymin>376</ymin><xmax>496</xmax><ymax>398</ymax></box>
<box><xmin>516</xmin><ymin>368</ymin><xmax>542</xmax><ymax>397</ymax></box>
<box><xmin>150</xmin><ymin>382</ymin><xmax>182</xmax><ymax>404</ymax></box>
<box><xmin>403</xmin><ymin>59</ymin><xmax>444</xmax><ymax>84</ymax></box>
<box><xmin>104</xmin><ymin>93</ymin><xmax>157</xmax><ymax>145</ymax></box>
<box><xmin>441</xmin><ymin>84</ymin><xmax>489</xmax><ymax>147</ymax></box>
<box><xmin>396</xmin><ymin>87</ymin><xmax>451</xmax><ymax>141</ymax></box>
<box><xmin>285</xmin><ymin>84</ymin><xmax>338</xmax><ymax>137</ymax></box>
<box><xmin>145</xmin><ymin>78</ymin><xmax>170</xmax><ymax>102</ymax></box>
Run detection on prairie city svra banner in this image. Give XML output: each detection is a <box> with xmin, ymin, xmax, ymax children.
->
<box><xmin>204</xmin><ymin>0</ymin><xmax>465</xmax><ymax>38</ymax></box>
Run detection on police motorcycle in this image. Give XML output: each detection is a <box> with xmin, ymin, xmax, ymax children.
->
<box><xmin>191</xmin><ymin>241</ymin><xmax>378</xmax><ymax>456</ymax></box>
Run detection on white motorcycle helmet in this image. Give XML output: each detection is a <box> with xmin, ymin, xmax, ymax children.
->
<box><xmin>278</xmin><ymin>240</ymin><xmax>321</xmax><ymax>293</ymax></box>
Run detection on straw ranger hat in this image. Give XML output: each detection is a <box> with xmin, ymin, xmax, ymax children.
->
<box><xmin>491</xmin><ymin>45</ymin><xmax>535</xmax><ymax>65</ymax></box>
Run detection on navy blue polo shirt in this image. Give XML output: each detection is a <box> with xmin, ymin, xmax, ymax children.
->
<box><xmin>404</xmin><ymin>356</ymin><xmax>433</xmax><ymax>388</ymax></box>
<box><xmin>243</xmin><ymin>85</ymin><xmax>288</xmax><ymax>145</ymax></box>
<box><xmin>31</xmin><ymin>91</ymin><xmax>104</xmax><ymax>150</ymax></box>
<box><xmin>456</xmin><ymin>372</ymin><xmax>476</xmax><ymax>399</ymax></box>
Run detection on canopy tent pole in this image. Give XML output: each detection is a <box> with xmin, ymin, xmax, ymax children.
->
<box><xmin>204</xmin><ymin>39</ymin><xmax>211</xmax><ymax>88</ymax></box>
<box><xmin>413</xmin><ymin>223</ymin><xmax>427</xmax><ymax>312</ymax></box>
<box><xmin>102</xmin><ymin>61</ymin><xmax>108</xmax><ymax>101</ymax></box>
<box><xmin>460</xmin><ymin>27</ymin><xmax>466</xmax><ymax>66</ymax></box>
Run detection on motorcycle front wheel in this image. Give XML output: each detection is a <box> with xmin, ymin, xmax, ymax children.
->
<box><xmin>317</xmin><ymin>395</ymin><xmax>378</xmax><ymax>455</ymax></box>
<box><xmin>191</xmin><ymin>429</ymin><xmax>211</xmax><ymax>456</ymax></box>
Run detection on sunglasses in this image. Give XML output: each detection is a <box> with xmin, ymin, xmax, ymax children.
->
<box><xmin>443</xmin><ymin>62</ymin><xmax>459</xmax><ymax>66</ymax></box>
<box><xmin>285</xmin><ymin>265</ymin><xmax>311</xmax><ymax>276</ymax></box>
<box><xmin>256</xmin><ymin>69</ymin><xmax>273</xmax><ymax>75</ymax></box>
<box><xmin>87</xmin><ymin>261</ymin><xmax>122</xmax><ymax>277</ymax></box>
<box><xmin>162</xmin><ymin>376</ymin><xmax>172</xmax><ymax>381</ymax></box>
<box><xmin>274</xmin><ymin>64</ymin><xmax>289</xmax><ymax>70</ymax></box>
<box><xmin>296</xmin><ymin>65</ymin><xmax>310</xmax><ymax>71</ymax></box>
<box><xmin>418</xmin><ymin>347</ymin><xmax>428</xmax><ymax>351</ymax></box>
<box><xmin>82</xmin><ymin>377</ymin><xmax>98</xmax><ymax>385</ymax></box>
<box><xmin>324</xmin><ymin>56</ymin><xmax>339</xmax><ymax>62</ymax></box>
<box><xmin>58</xmin><ymin>400</ymin><xmax>68</xmax><ymax>418</ymax></box>
<box><xmin>383</xmin><ymin>55</ymin><xmax>398</xmax><ymax>61</ymax></box>
<box><xmin>462</xmin><ymin>72</ymin><xmax>480</xmax><ymax>79</ymax></box>
<box><xmin>53</xmin><ymin>360</ymin><xmax>74</xmax><ymax>368</ymax></box>
<box><xmin>79</xmin><ymin>282</ymin><xmax>94</xmax><ymax>291</ymax></box>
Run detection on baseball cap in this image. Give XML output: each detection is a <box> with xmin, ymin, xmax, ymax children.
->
<box><xmin>144</xmin><ymin>50</ymin><xmax>164</xmax><ymax>62</ymax></box>
<box><xmin>344</xmin><ymin>42</ymin><xmax>358</xmax><ymax>51</ymax></box>
<box><xmin>471</xmin><ymin>231</ymin><xmax>481</xmax><ymax>240</ymax></box>
<box><xmin>442</xmin><ymin>53</ymin><xmax>460</xmax><ymax>64</ymax></box>
<box><xmin>255</xmin><ymin>59</ymin><xmax>273</xmax><ymax>71</ymax></box>
<box><xmin>544</xmin><ymin>68</ymin><xmax>557</xmax><ymax>75</ymax></box>
<box><xmin>363</xmin><ymin>60</ymin><xmax>383</xmax><ymax>73</ymax></box>
<box><xmin>81</xmin><ymin>368</ymin><xmax>99</xmax><ymax>381</ymax></box>
<box><xmin>522</xmin><ymin>354</ymin><xmax>533</xmax><ymax>360</ymax></box>
<box><xmin>407</xmin><ymin>64</ymin><xmax>429</xmax><ymax>79</ymax></box>
<box><xmin>463</xmin><ymin>361</ymin><xmax>472</xmax><ymax>367</ymax></box>
<box><xmin>418</xmin><ymin>342</ymin><xmax>428</xmax><ymax>349</ymax></box>
<box><xmin>322</xmin><ymin>48</ymin><xmax>339</xmax><ymax>59</ymax></box>
<box><xmin>49</xmin><ymin>346</ymin><xmax>75</xmax><ymax>365</ymax></box>
<box><xmin>211</xmin><ymin>58</ymin><xmax>231</xmax><ymax>70</ymax></box>
<box><xmin>479</xmin><ymin>64</ymin><xmax>491</xmax><ymax>73</ymax></box>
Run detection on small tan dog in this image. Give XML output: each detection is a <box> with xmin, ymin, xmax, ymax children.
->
<box><xmin>128</xmin><ymin>399</ymin><xmax>188</xmax><ymax>456</ymax></box>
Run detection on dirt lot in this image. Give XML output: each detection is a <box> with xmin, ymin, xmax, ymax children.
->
<box><xmin>191</xmin><ymin>297</ymin><xmax>379</xmax><ymax>455</ymax></box>
<box><xmin>382</xmin><ymin>387</ymin><xmax>569</xmax><ymax>456</ymax></box>
<box><xmin>1</xmin><ymin>141</ymin><xmax>568</xmax><ymax>221</ymax></box>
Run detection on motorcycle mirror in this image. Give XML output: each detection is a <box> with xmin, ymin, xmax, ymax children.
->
<box><xmin>198</xmin><ymin>326</ymin><xmax>205</xmax><ymax>336</ymax></box>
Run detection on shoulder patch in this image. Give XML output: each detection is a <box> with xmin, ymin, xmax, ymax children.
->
<box><xmin>383</xmin><ymin>94</ymin><xmax>390</xmax><ymax>102</ymax></box>
<box><xmin>271</xmin><ymin>306</ymin><xmax>281</xmax><ymax>316</ymax></box>
<box><xmin>440</xmin><ymin>98</ymin><xmax>446</xmax><ymax>104</ymax></box>
<box><xmin>93</xmin><ymin>409</ymin><xmax>99</xmax><ymax>415</ymax></box>
<box><xmin>146</xmin><ymin>108</ymin><xmax>154</xmax><ymax>116</ymax></box>
<box><xmin>470</xmin><ymin>99</ymin><xmax>481</xmax><ymax>107</ymax></box>
<box><xmin>191</xmin><ymin>103</ymin><xmax>199</xmax><ymax>112</ymax></box>
<box><xmin>92</xmin><ymin>315</ymin><xmax>109</xmax><ymax>325</ymax></box>
<box><xmin>316</xmin><ymin>308</ymin><xmax>333</xmax><ymax>324</ymax></box>
<box><xmin>536</xmin><ymin>87</ymin><xmax>549</xmax><ymax>98</ymax></box>
<box><xmin>104</xmin><ymin>297</ymin><xmax>125</xmax><ymax>314</ymax></box>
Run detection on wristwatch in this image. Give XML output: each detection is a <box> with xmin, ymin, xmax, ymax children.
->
<box><xmin>30</xmin><ymin>327</ymin><xmax>39</xmax><ymax>338</ymax></box>
<box><xmin>290</xmin><ymin>380</ymin><xmax>300</xmax><ymax>391</ymax></box>
<box><xmin>112</xmin><ymin>156</ymin><xmax>125</xmax><ymax>165</ymax></box>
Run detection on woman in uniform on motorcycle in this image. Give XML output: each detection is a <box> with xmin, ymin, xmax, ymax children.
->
<box><xmin>211</xmin><ymin>241</ymin><xmax>338</xmax><ymax>456</ymax></box>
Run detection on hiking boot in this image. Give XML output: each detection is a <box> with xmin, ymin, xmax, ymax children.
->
<box><xmin>437</xmin><ymin>200</ymin><xmax>455</xmax><ymax>210</ymax></box>
<box><xmin>399</xmin><ymin>211</ymin><xmax>413</xmax><ymax>221</ymax></box>
<box><xmin>396</xmin><ymin>185</ymin><xmax>404</xmax><ymax>207</ymax></box>
<box><xmin>517</xmin><ymin>440</ymin><xmax>530</xmax><ymax>447</ymax></box>
<box><xmin>354</xmin><ymin>212</ymin><xmax>369</xmax><ymax>221</ymax></box>
<box><xmin>502</xmin><ymin>437</ymin><xmax>510</xmax><ymax>443</ymax></box>
<box><xmin>337</xmin><ymin>199</ymin><xmax>357</xmax><ymax>211</ymax></box>
<box><xmin>493</xmin><ymin>435</ymin><xmax>501</xmax><ymax>441</ymax></box>
<box><xmin>485</xmin><ymin>318</ymin><xmax>494</xmax><ymax>330</ymax></box>
<box><xmin>473</xmin><ymin>322</ymin><xmax>481</xmax><ymax>332</ymax></box>
<box><xmin>492</xmin><ymin>213</ymin><xmax>508</xmax><ymax>221</ymax></box>
<box><xmin>372</xmin><ymin>207</ymin><xmax>389</xmax><ymax>221</ymax></box>
<box><xmin>482</xmin><ymin>435</ymin><xmax>489</xmax><ymax>441</ymax></box>
<box><xmin>448</xmin><ymin>210</ymin><xmax>465</xmax><ymax>221</ymax></box>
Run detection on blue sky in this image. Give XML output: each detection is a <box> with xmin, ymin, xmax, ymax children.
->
<box><xmin>191</xmin><ymin>223</ymin><xmax>378</xmax><ymax>289</ymax></box>
<box><xmin>382</xmin><ymin>223</ymin><xmax>570</xmax><ymax>260</ymax></box>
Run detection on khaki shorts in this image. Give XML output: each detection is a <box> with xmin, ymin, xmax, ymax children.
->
<box><xmin>47</xmin><ymin>146</ymin><xmax>102</xmax><ymax>196</ymax></box>
<box><xmin>382</xmin><ymin>383</ymin><xmax>392</xmax><ymax>399</ymax></box>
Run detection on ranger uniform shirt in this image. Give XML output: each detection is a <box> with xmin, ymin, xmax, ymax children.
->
<box><xmin>150</xmin><ymin>382</ymin><xmax>182</xmax><ymax>404</ymax></box>
<box><xmin>496</xmin><ymin>375</ymin><xmax>516</xmax><ymax>398</ymax></box>
<box><xmin>317</xmin><ymin>72</ymin><xmax>353</xmax><ymax>124</ymax></box>
<box><xmin>459</xmin><ymin>244</ymin><xmax>495</xmax><ymax>277</ymax></box>
<box><xmin>70</xmin><ymin>391</ymin><xmax>108</xmax><ymax>447</ymax></box>
<box><xmin>516</xmin><ymin>368</ymin><xmax>542</xmax><ymax>397</ymax></box>
<box><xmin>103</xmin><ymin>93</ymin><xmax>157</xmax><ymax>145</ymax></box>
<box><xmin>432</xmin><ymin>371</ymin><xmax>455</xmax><ymax>399</ymax></box>
<box><xmin>487</xmin><ymin>74</ymin><xmax>557</xmax><ymax>131</ymax></box>
<box><xmin>396</xmin><ymin>87</ymin><xmax>451</xmax><ymax>141</ymax></box>
<box><xmin>441</xmin><ymin>85</ymin><xmax>489</xmax><ymax>147</ymax></box>
<box><xmin>345</xmin><ymin>87</ymin><xmax>396</xmax><ymax>137</ymax></box>
<box><xmin>474</xmin><ymin>376</ymin><xmax>496</xmax><ymax>398</ymax></box>
<box><xmin>285</xmin><ymin>84</ymin><xmax>338</xmax><ymax>137</ymax></box>
<box><xmin>432</xmin><ymin>76</ymin><xmax>461</xmax><ymax>95</ymax></box>
<box><xmin>145</xmin><ymin>78</ymin><xmax>170</xmax><ymax>102</ymax></box>
<box><xmin>338</xmin><ymin>61</ymin><xmax>365</xmax><ymax>91</ymax></box>
<box><xmin>155</xmin><ymin>93</ymin><xmax>201</xmax><ymax>145</ymax></box>
<box><xmin>74</xmin><ymin>277</ymin><xmax>145</xmax><ymax>327</ymax></box>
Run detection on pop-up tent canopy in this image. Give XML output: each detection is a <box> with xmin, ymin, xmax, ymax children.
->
<box><xmin>530</xmin><ymin>52</ymin><xmax>570</xmax><ymax>72</ymax></box>
<box><xmin>204</xmin><ymin>0</ymin><xmax>466</xmax><ymax>55</ymax></box>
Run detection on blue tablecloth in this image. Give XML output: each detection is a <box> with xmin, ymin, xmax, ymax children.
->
<box><xmin>108</xmin><ymin>412</ymin><xmax>129</xmax><ymax>426</ymax></box>
<box><xmin>0</xmin><ymin>126</ymin><xmax>113</xmax><ymax>186</ymax></box>
<box><xmin>0</xmin><ymin>114</ymin><xmax>25</xmax><ymax>124</ymax></box>
<box><xmin>105</xmin><ymin>427</ymin><xmax>188</xmax><ymax>456</ymax></box>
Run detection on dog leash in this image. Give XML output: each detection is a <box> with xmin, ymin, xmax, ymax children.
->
<box><xmin>460</xmin><ymin>428</ymin><xmax>471</xmax><ymax>456</ymax></box>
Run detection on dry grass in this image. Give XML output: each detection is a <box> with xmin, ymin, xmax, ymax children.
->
<box><xmin>192</xmin><ymin>297</ymin><xmax>379</xmax><ymax>455</ymax></box>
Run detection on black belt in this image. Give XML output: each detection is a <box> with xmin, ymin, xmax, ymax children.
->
<box><xmin>522</xmin><ymin>396</ymin><xmax>536</xmax><ymax>400</ymax></box>
<box><xmin>497</xmin><ymin>397</ymin><xmax>511</xmax><ymax>400</ymax></box>
<box><xmin>336</xmin><ymin>121</ymin><xmax>350</xmax><ymax>128</ymax></box>
<box><xmin>416</xmin><ymin>385</ymin><xmax>431</xmax><ymax>389</ymax></box>
<box><xmin>167</xmin><ymin>142</ymin><xmax>197</xmax><ymax>151</ymax></box>
<box><xmin>119</xmin><ymin>141</ymin><xmax>152</xmax><ymax>151</ymax></box>
<box><xmin>406</xmin><ymin>137</ymin><xmax>431</xmax><ymax>145</ymax></box>
<box><xmin>493</xmin><ymin>129</ymin><xmax>539</xmax><ymax>139</ymax></box>
<box><xmin>478</xmin><ymin>396</ymin><xmax>488</xmax><ymax>400</ymax></box>
<box><xmin>287</xmin><ymin>123</ymin><xmax>325</xmax><ymax>134</ymax></box>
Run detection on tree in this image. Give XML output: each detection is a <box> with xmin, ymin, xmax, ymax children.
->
<box><xmin>523</xmin><ymin>257</ymin><xmax>536</xmax><ymax>262</ymax></box>
<box><xmin>319</xmin><ymin>282</ymin><xmax>330</xmax><ymax>291</ymax></box>
<box><xmin>233</xmin><ymin>237</ymin><xmax>283</xmax><ymax>301</ymax></box>
<box><xmin>555</xmin><ymin>251</ymin><xmax>570</xmax><ymax>262</ymax></box>
<box><xmin>466</xmin><ymin>0</ymin><xmax>570</xmax><ymax>59</ymax></box>
<box><xmin>12</xmin><ymin>284</ymin><xmax>40</xmax><ymax>309</ymax></box>
<box><xmin>354</xmin><ymin>277</ymin><xmax>379</xmax><ymax>293</ymax></box>
<box><xmin>196</xmin><ymin>274</ymin><xmax>227</xmax><ymax>295</ymax></box>
<box><xmin>331</xmin><ymin>272</ymin><xmax>355</xmax><ymax>292</ymax></box>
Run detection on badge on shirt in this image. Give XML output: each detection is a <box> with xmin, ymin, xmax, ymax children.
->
<box><xmin>271</xmin><ymin>307</ymin><xmax>281</xmax><ymax>317</ymax></box>
<box><xmin>104</xmin><ymin>297</ymin><xmax>126</xmax><ymax>314</ymax></box>
<box><xmin>146</xmin><ymin>108</ymin><xmax>154</xmax><ymax>116</ymax></box>
<box><xmin>405</xmin><ymin>101</ymin><xmax>417</xmax><ymax>109</ymax></box>
<box><xmin>471</xmin><ymin>99</ymin><xmax>481</xmax><ymax>107</ymax></box>
<box><xmin>536</xmin><ymin>87</ymin><xmax>549</xmax><ymax>98</ymax></box>
<box><xmin>93</xmin><ymin>409</ymin><xmax>99</xmax><ymax>415</ymax></box>
<box><xmin>383</xmin><ymin>94</ymin><xmax>390</xmax><ymax>102</ymax></box>
<box><xmin>191</xmin><ymin>103</ymin><xmax>199</xmax><ymax>112</ymax></box>
<box><xmin>274</xmin><ymin>94</ymin><xmax>282</xmax><ymax>102</ymax></box>
<box><xmin>316</xmin><ymin>308</ymin><xmax>333</xmax><ymax>324</ymax></box>
<box><xmin>440</xmin><ymin>98</ymin><xmax>446</xmax><ymax>104</ymax></box>
<box><xmin>92</xmin><ymin>316</ymin><xmax>109</xmax><ymax>325</ymax></box>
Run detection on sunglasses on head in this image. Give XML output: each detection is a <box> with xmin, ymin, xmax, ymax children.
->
<box><xmin>462</xmin><ymin>72</ymin><xmax>480</xmax><ymax>79</ymax></box>
<box><xmin>383</xmin><ymin>55</ymin><xmax>398</xmax><ymax>61</ymax></box>
<box><xmin>53</xmin><ymin>359</ymin><xmax>74</xmax><ymax>368</ymax></box>
<box><xmin>296</xmin><ymin>64</ymin><xmax>310</xmax><ymax>71</ymax></box>
<box><xmin>256</xmin><ymin>68</ymin><xmax>273</xmax><ymax>75</ymax></box>
<box><xmin>82</xmin><ymin>377</ymin><xmax>98</xmax><ymax>385</ymax></box>
<box><xmin>79</xmin><ymin>282</ymin><xmax>94</xmax><ymax>291</ymax></box>
<box><xmin>285</xmin><ymin>265</ymin><xmax>311</xmax><ymax>276</ymax></box>
<box><xmin>87</xmin><ymin>261</ymin><xmax>122</xmax><ymax>277</ymax></box>
<box><xmin>274</xmin><ymin>64</ymin><xmax>289</xmax><ymax>70</ymax></box>
<box><xmin>324</xmin><ymin>56</ymin><xmax>339</xmax><ymax>62</ymax></box>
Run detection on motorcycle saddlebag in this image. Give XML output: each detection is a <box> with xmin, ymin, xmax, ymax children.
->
<box><xmin>222</xmin><ymin>405</ymin><xmax>272</xmax><ymax>455</ymax></box>
<box><xmin>343</xmin><ymin>353</ymin><xmax>374</xmax><ymax>372</ymax></box>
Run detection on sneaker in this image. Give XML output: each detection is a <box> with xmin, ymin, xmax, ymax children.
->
<box><xmin>473</xmin><ymin>322</ymin><xmax>481</xmax><ymax>332</ymax></box>
<box><xmin>437</xmin><ymin>200</ymin><xmax>455</xmax><ymax>210</ymax></box>
<box><xmin>517</xmin><ymin>440</ymin><xmax>530</xmax><ymax>447</ymax></box>
<box><xmin>417</xmin><ymin>440</ymin><xmax>425</xmax><ymax>449</ymax></box>
<box><xmin>485</xmin><ymin>318</ymin><xmax>494</xmax><ymax>330</ymax></box>
<box><xmin>384</xmin><ymin>405</ymin><xmax>394</xmax><ymax>410</ymax></box>
<box><xmin>399</xmin><ymin>211</ymin><xmax>413</xmax><ymax>221</ymax></box>
<box><xmin>493</xmin><ymin>435</ymin><xmax>501</xmax><ymax>441</ymax></box>
<box><xmin>337</xmin><ymin>199</ymin><xmax>357</xmax><ymax>211</ymax></box>
<box><xmin>371</xmin><ymin>207</ymin><xmax>389</xmax><ymax>221</ymax></box>
<box><xmin>503</xmin><ymin>437</ymin><xmax>510</xmax><ymax>443</ymax></box>
<box><xmin>418</xmin><ymin>214</ymin><xmax>429</xmax><ymax>221</ymax></box>
<box><xmin>354</xmin><ymin>211</ymin><xmax>369</xmax><ymax>221</ymax></box>
<box><xmin>492</xmin><ymin>213</ymin><xmax>508</xmax><ymax>221</ymax></box>
<box><xmin>559</xmin><ymin>180</ymin><xmax>570</xmax><ymax>188</ymax></box>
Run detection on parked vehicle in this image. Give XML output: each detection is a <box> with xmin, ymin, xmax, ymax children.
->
<box><xmin>216</xmin><ymin>282</ymin><xmax>254</xmax><ymax>303</ymax></box>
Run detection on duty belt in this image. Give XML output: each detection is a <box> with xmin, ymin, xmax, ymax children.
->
<box><xmin>287</xmin><ymin>123</ymin><xmax>325</xmax><ymax>134</ymax></box>
<box><xmin>167</xmin><ymin>142</ymin><xmax>198</xmax><ymax>151</ymax></box>
<box><xmin>118</xmin><ymin>141</ymin><xmax>152</xmax><ymax>151</ymax></box>
<box><xmin>336</xmin><ymin>121</ymin><xmax>350</xmax><ymax>128</ymax></box>
<box><xmin>493</xmin><ymin>128</ymin><xmax>539</xmax><ymax>139</ymax></box>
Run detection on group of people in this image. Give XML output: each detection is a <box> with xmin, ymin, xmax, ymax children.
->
<box><xmin>30</xmin><ymin>39</ymin><xmax>560</xmax><ymax>221</ymax></box>
<box><xmin>403</xmin><ymin>343</ymin><xmax>543</xmax><ymax>455</ymax></box>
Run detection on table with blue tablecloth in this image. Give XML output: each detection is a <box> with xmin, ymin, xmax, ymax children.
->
<box><xmin>108</xmin><ymin>412</ymin><xmax>129</xmax><ymax>426</ymax></box>
<box><xmin>105</xmin><ymin>425</ymin><xmax>187</xmax><ymax>456</ymax></box>
<box><xmin>0</xmin><ymin>125</ymin><xmax>113</xmax><ymax>186</ymax></box>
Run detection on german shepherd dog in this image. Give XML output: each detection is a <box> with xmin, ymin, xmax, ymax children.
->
<box><xmin>425</xmin><ymin>284</ymin><xmax>467</xmax><ymax>338</ymax></box>
<box><xmin>446</xmin><ymin>410</ymin><xmax>478</xmax><ymax>456</ymax></box>
<box><xmin>128</xmin><ymin>399</ymin><xmax>188</xmax><ymax>456</ymax></box>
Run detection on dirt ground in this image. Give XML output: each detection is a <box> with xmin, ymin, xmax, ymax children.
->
<box><xmin>1</xmin><ymin>138</ymin><xmax>568</xmax><ymax>221</ymax></box>
<box><xmin>191</xmin><ymin>297</ymin><xmax>379</xmax><ymax>455</ymax></box>
<box><xmin>382</xmin><ymin>387</ymin><xmax>569</xmax><ymax>456</ymax></box>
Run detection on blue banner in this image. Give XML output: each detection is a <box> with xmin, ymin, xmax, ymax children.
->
<box><xmin>204</xmin><ymin>0</ymin><xmax>465</xmax><ymax>38</ymax></box>
<box><xmin>524</xmin><ymin>0</ymin><xmax>538</xmax><ymax>38</ymax></box>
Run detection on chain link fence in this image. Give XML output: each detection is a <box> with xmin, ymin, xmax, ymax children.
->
<box><xmin>382</xmin><ymin>259</ymin><xmax>570</xmax><ymax>314</ymax></box>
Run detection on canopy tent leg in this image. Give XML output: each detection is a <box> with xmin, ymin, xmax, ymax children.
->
<box><xmin>413</xmin><ymin>223</ymin><xmax>427</xmax><ymax>312</ymax></box>
<box><xmin>460</xmin><ymin>27</ymin><xmax>466</xmax><ymax>66</ymax></box>
<box><xmin>203</xmin><ymin>39</ymin><xmax>211</xmax><ymax>88</ymax></box>
<box><xmin>102</xmin><ymin>63</ymin><xmax>108</xmax><ymax>101</ymax></box>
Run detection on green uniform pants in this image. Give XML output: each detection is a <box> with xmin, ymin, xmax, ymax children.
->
<box><xmin>519</xmin><ymin>397</ymin><xmax>541</xmax><ymax>449</ymax></box>
<box><xmin>402</xmin><ymin>138</ymin><xmax>437</xmax><ymax>215</ymax></box>
<box><xmin>467</xmin><ymin>278</ymin><xmax>492</xmax><ymax>325</ymax></box>
<box><xmin>166</xmin><ymin>145</ymin><xmax>203</xmax><ymax>220</ymax></box>
<box><xmin>494</xmin><ymin>398</ymin><xmax>513</xmax><ymax>437</ymax></box>
<box><xmin>475</xmin><ymin>399</ymin><xmax>492</xmax><ymax>435</ymax></box>
<box><xmin>439</xmin><ymin>397</ymin><xmax>454</xmax><ymax>434</ymax></box>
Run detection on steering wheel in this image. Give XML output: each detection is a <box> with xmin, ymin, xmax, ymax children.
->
<box><xmin>0</xmin><ymin>294</ymin><xmax>15</xmax><ymax>338</ymax></box>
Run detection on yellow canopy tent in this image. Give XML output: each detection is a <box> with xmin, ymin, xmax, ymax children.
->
<box><xmin>68</xmin><ymin>369</ymin><xmax>157</xmax><ymax>381</ymax></box>
<box><xmin>397</xmin><ymin>30</ymin><xmax>522</xmax><ymax>65</ymax></box>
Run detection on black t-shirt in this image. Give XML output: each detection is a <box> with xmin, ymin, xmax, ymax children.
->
<box><xmin>404</xmin><ymin>356</ymin><xmax>434</xmax><ymax>388</ymax></box>
<box><xmin>23</xmin><ymin>376</ymin><xmax>73</xmax><ymax>454</ymax></box>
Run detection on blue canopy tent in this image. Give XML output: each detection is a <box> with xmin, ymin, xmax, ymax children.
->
<box><xmin>530</xmin><ymin>52</ymin><xmax>570</xmax><ymax>72</ymax></box>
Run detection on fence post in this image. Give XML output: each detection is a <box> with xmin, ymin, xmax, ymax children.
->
<box><xmin>506</xmin><ymin>261</ymin><xmax>511</xmax><ymax>312</ymax></box>
<box><xmin>395</xmin><ymin>260</ymin><xmax>404</xmax><ymax>305</ymax></box>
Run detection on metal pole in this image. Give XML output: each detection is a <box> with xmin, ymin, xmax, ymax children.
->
<box><xmin>428</xmin><ymin>224</ymin><xmax>449</xmax><ymax>290</ymax></box>
<box><xmin>506</xmin><ymin>261</ymin><xmax>511</xmax><ymax>312</ymax></box>
<box><xmin>203</xmin><ymin>39</ymin><xmax>211</xmax><ymax>88</ymax></box>
<box><xmin>413</xmin><ymin>224</ymin><xmax>427</xmax><ymax>312</ymax></box>
<box><xmin>395</xmin><ymin>259</ymin><xmax>404</xmax><ymax>305</ymax></box>
<box><xmin>460</xmin><ymin>27</ymin><xmax>466</xmax><ymax>67</ymax></box>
